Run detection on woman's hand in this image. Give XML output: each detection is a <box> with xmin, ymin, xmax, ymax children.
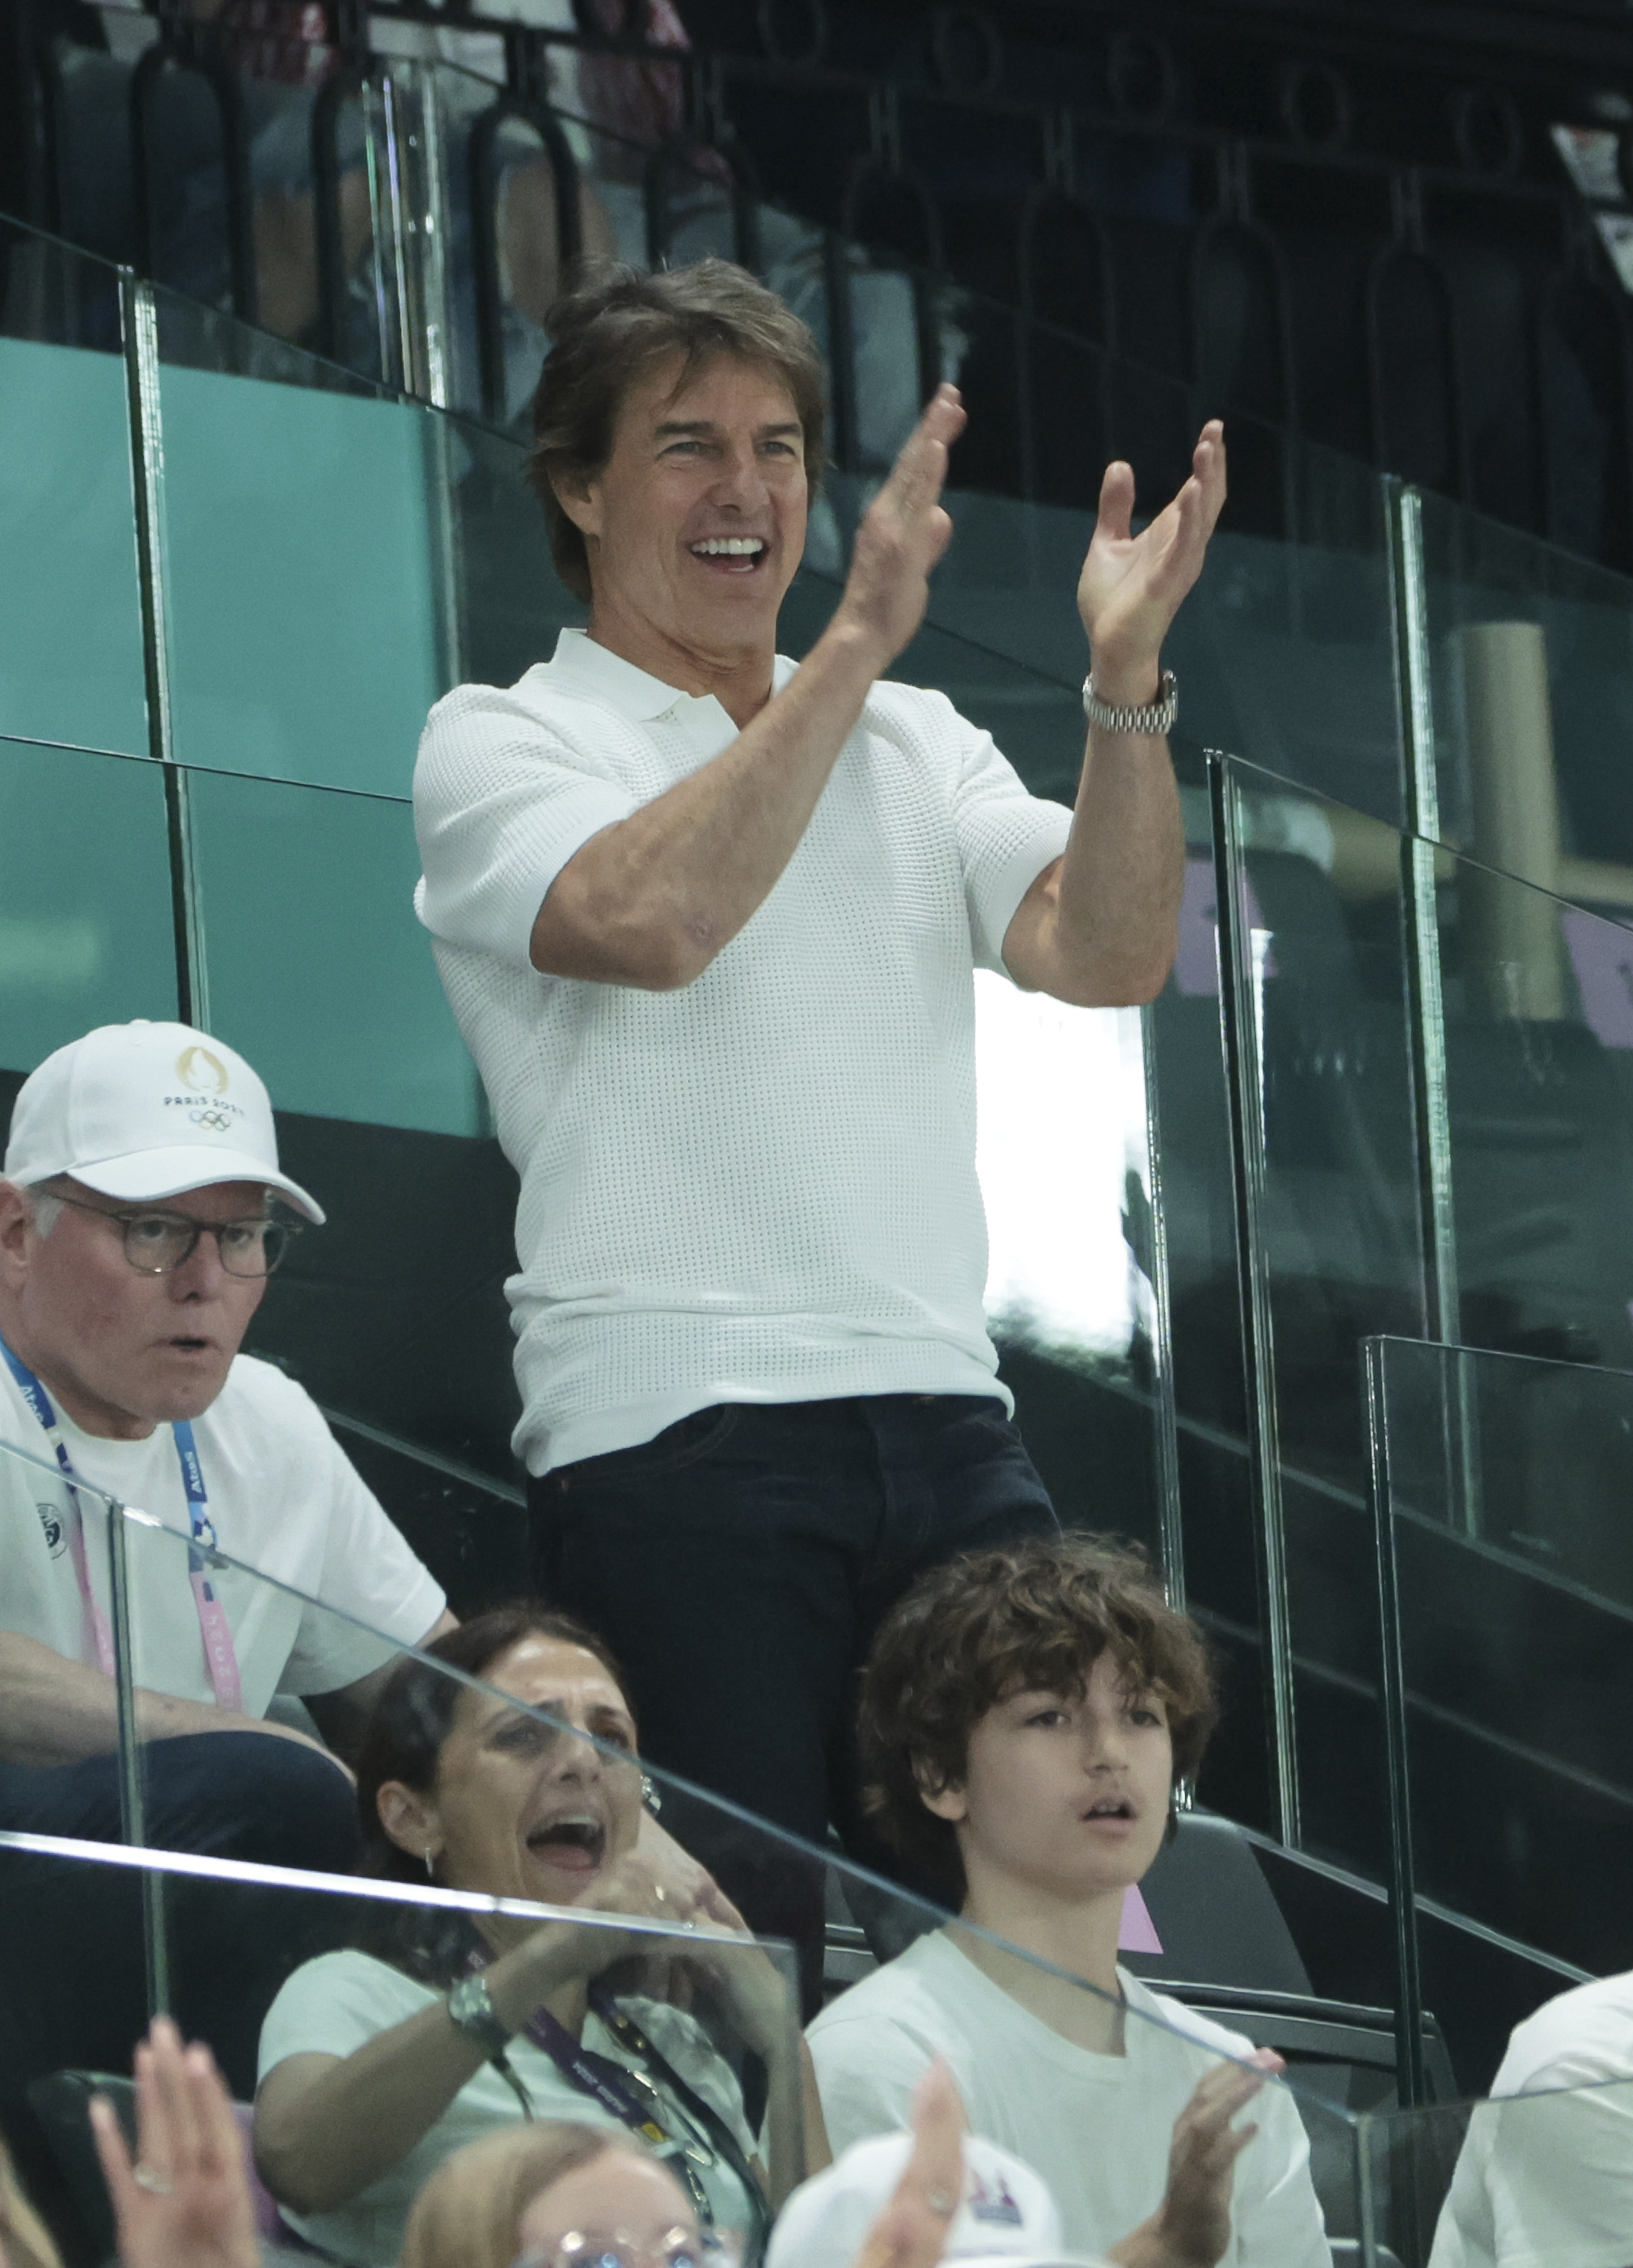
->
<box><xmin>849</xmin><ymin>2062</ymin><xmax>966</xmax><ymax>2268</ymax></box>
<box><xmin>89</xmin><ymin>2017</ymin><xmax>261</xmax><ymax>2268</ymax></box>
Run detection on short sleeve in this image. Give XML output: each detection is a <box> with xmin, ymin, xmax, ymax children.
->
<box><xmin>1483</xmin><ymin>2084</ymin><xmax>1633</xmax><ymax>2268</ymax></box>
<box><xmin>259</xmin><ymin>1952</ymin><xmax>429</xmax><ymax>2080</ymax></box>
<box><xmin>414</xmin><ymin>683</ymin><xmax>638</xmax><ymax>969</ymax></box>
<box><xmin>1230</xmin><ymin>2078</ymin><xmax>1330</xmax><ymax>2267</ymax></box>
<box><xmin>806</xmin><ymin>2011</ymin><xmax>935</xmax><ymax>2153</ymax></box>
<box><xmin>272</xmin><ymin>1389</ymin><xmax>445</xmax><ymax>1696</ymax></box>
<box><xmin>936</xmin><ymin>697</ymin><xmax>1073</xmax><ymax>976</ymax></box>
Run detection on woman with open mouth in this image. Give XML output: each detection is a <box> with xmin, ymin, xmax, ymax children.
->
<box><xmin>252</xmin><ymin>1606</ymin><xmax>828</xmax><ymax>2267</ymax></box>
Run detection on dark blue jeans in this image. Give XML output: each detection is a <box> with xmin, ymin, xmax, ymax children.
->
<box><xmin>528</xmin><ymin>1393</ymin><xmax>1057</xmax><ymax>1990</ymax></box>
<box><xmin>0</xmin><ymin>1732</ymin><xmax>359</xmax><ymax>2263</ymax></box>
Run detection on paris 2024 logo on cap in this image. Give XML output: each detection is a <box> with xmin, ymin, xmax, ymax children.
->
<box><xmin>166</xmin><ymin>1046</ymin><xmax>246</xmax><ymax>1137</ymax></box>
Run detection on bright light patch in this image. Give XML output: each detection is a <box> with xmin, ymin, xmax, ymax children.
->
<box><xmin>974</xmin><ymin>970</ymin><xmax>1142</xmax><ymax>1362</ymax></box>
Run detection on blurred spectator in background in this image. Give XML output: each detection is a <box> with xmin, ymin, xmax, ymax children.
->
<box><xmin>1428</xmin><ymin>1969</ymin><xmax>1633</xmax><ymax>2268</ymax></box>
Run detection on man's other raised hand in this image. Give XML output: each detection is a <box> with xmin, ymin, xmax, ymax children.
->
<box><xmin>834</xmin><ymin>386</ymin><xmax>967</xmax><ymax>669</ymax></box>
<box><xmin>1077</xmin><ymin>422</ymin><xmax>1228</xmax><ymax>706</ymax></box>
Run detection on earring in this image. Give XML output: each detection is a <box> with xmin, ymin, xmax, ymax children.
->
<box><xmin>641</xmin><ymin>1774</ymin><xmax>661</xmax><ymax>1816</ymax></box>
<box><xmin>424</xmin><ymin>1848</ymin><xmax>437</xmax><ymax>1878</ymax></box>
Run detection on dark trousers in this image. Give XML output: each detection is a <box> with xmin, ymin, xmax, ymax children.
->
<box><xmin>528</xmin><ymin>1393</ymin><xmax>1057</xmax><ymax>1995</ymax></box>
<box><xmin>0</xmin><ymin>1732</ymin><xmax>360</xmax><ymax>2264</ymax></box>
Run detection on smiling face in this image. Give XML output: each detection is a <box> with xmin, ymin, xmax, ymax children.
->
<box><xmin>514</xmin><ymin>2146</ymin><xmax>699</xmax><ymax>2268</ymax></box>
<box><xmin>0</xmin><ymin>1175</ymin><xmax>269</xmax><ymax>1438</ymax></box>
<box><xmin>553</xmin><ymin>350</ymin><xmax>809</xmax><ymax>678</ymax></box>
<box><xmin>409</xmin><ymin>1635</ymin><xmax>644</xmax><ymax>1907</ymax></box>
<box><xmin>924</xmin><ymin>1650</ymin><xmax>1175</xmax><ymax>1907</ymax></box>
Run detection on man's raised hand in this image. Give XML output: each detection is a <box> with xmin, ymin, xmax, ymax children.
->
<box><xmin>1077</xmin><ymin>421</ymin><xmax>1227</xmax><ymax>705</ymax></box>
<box><xmin>835</xmin><ymin>386</ymin><xmax>967</xmax><ymax>668</ymax></box>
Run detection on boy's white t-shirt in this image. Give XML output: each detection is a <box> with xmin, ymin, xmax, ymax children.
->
<box><xmin>1428</xmin><ymin>1971</ymin><xmax>1633</xmax><ymax>2268</ymax></box>
<box><xmin>413</xmin><ymin>629</ymin><xmax>1074</xmax><ymax>1476</ymax></box>
<box><xmin>259</xmin><ymin>1948</ymin><xmax>761</xmax><ymax>2267</ymax></box>
<box><xmin>806</xmin><ymin>1930</ymin><xmax>1329</xmax><ymax>2268</ymax></box>
<box><xmin>0</xmin><ymin>1352</ymin><xmax>445</xmax><ymax>1711</ymax></box>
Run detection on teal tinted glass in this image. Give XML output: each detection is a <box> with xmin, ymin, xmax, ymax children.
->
<box><xmin>0</xmin><ymin>737</ymin><xmax>178</xmax><ymax>1074</ymax></box>
<box><xmin>151</xmin><ymin>291</ymin><xmax>452</xmax><ymax>797</ymax></box>
<box><xmin>184</xmin><ymin>766</ymin><xmax>482</xmax><ymax>1136</ymax></box>
<box><xmin>0</xmin><ymin>223</ymin><xmax>149</xmax><ymax>758</ymax></box>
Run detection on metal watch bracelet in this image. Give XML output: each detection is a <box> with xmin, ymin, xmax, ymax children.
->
<box><xmin>447</xmin><ymin>1972</ymin><xmax>513</xmax><ymax>2058</ymax></box>
<box><xmin>1082</xmin><ymin>667</ymin><xmax>1178</xmax><ymax>735</ymax></box>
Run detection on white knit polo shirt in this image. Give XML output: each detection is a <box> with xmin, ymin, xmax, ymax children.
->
<box><xmin>413</xmin><ymin>628</ymin><xmax>1073</xmax><ymax>1476</ymax></box>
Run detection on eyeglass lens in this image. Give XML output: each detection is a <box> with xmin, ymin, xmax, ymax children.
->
<box><xmin>121</xmin><ymin>1215</ymin><xmax>293</xmax><ymax>1278</ymax></box>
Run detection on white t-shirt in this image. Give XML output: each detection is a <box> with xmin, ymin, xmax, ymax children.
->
<box><xmin>258</xmin><ymin>1947</ymin><xmax>762</xmax><ymax>2266</ymax></box>
<box><xmin>1428</xmin><ymin>1972</ymin><xmax>1633</xmax><ymax>2268</ymax></box>
<box><xmin>413</xmin><ymin>628</ymin><xmax>1073</xmax><ymax>1475</ymax></box>
<box><xmin>0</xmin><ymin>1353</ymin><xmax>445</xmax><ymax>1715</ymax></box>
<box><xmin>806</xmin><ymin>1930</ymin><xmax>1328</xmax><ymax>2268</ymax></box>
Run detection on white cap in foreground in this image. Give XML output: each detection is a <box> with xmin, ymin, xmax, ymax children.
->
<box><xmin>766</xmin><ymin>2132</ymin><xmax>1109</xmax><ymax>2268</ymax></box>
<box><xmin>5</xmin><ymin>1021</ymin><xmax>325</xmax><ymax>1223</ymax></box>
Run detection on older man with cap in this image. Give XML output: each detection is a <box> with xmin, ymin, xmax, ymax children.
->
<box><xmin>0</xmin><ymin>1018</ymin><xmax>452</xmax><ymax>2253</ymax></box>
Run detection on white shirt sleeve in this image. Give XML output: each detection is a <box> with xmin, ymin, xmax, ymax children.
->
<box><xmin>1228</xmin><ymin>2079</ymin><xmax>1331</xmax><ymax>2268</ymax></box>
<box><xmin>414</xmin><ymin>684</ymin><xmax>638</xmax><ymax>968</ymax></box>
<box><xmin>259</xmin><ymin>1951</ymin><xmax>429</xmax><ymax>2079</ymax></box>
<box><xmin>1483</xmin><ymin>2081</ymin><xmax>1633</xmax><ymax>2268</ymax></box>
<box><xmin>941</xmin><ymin>700</ymin><xmax>1075</xmax><ymax>976</ymax></box>
<box><xmin>269</xmin><ymin>1385</ymin><xmax>446</xmax><ymax>1696</ymax></box>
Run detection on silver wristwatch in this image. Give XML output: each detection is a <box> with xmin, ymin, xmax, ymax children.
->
<box><xmin>446</xmin><ymin>1973</ymin><xmax>512</xmax><ymax>2058</ymax></box>
<box><xmin>1082</xmin><ymin>668</ymin><xmax>1178</xmax><ymax>735</ymax></box>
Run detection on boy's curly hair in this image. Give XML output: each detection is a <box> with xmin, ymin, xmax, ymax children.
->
<box><xmin>859</xmin><ymin>1533</ymin><xmax>1218</xmax><ymax>1901</ymax></box>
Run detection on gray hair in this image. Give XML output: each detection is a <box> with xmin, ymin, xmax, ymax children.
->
<box><xmin>19</xmin><ymin>1187</ymin><xmax>62</xmax><ymax>1237</ymax></box>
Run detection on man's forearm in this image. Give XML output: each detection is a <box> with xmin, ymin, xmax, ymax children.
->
<box><xmin>1003</xmin><ymin>721</ymin><xmax>1184</xmax><ymax>1009</ymax></box>
<box><xmin>0</xmin><ymin>1632</ymin><xmax>284</xmax><ymax>1768</ymax></box>
<box><xmin>1053</xmin><ymin>721</ymin><xmax>1185</xmax><ymax>1003</ymax></box>
<box><xmin>530</xmin><ymin>619</ymin><xmax>886</xmax><ymax>989</ymax></box>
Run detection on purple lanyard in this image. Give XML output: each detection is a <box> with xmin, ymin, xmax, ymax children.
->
<box><xmin>1</xmin><ymin>1335</ymin><xmax>244</xmax><ymax>1712</ymax></box>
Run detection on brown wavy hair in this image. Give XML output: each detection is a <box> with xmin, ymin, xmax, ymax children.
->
<box><xmin>525</xmin><ymin>257</ymin><xmax>827</xmax><ymax>604</ymax></box>
<box><xmin>858</xmin><ymin>1534</ymin><xmax>1219</xmax><ymax>1901</ymax></box>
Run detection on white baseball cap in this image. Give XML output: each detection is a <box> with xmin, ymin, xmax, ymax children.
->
<box><xmin>765</xmin><ymin>2131</ymin><xmax>1108</xmax><ymax>2268</ymax></box>
<box><xmin>3</xmin><ymin>1021</ymin><xmax>325</xmax><ymax>1224</ymax></box>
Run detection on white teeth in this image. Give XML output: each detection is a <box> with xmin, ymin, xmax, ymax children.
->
<box><xmin>691</xmin><ymin>538</ymin><xmax>765</xmax><ymax>555</ymax></box>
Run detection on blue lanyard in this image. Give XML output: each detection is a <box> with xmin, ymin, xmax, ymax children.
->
<box><xmin>1</xmin><ymin>1334</ymin><xmax>242</xmax><ymax>1708</ymax></box>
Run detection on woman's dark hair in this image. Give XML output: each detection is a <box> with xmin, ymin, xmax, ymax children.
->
<box><xmin>352</xmin><ymin>1602</ymin><xmax>629</xmax><ymax>1983</ymax></box>
<box><xmin>858</xmin><ymin>1534</ymin><xmax>1219</xmax><ymax>1905</ymax></box>
<box><xmin>524</xmin><ymin>257</ymin><xmax>827</xmax><ymax>604</ymax></box>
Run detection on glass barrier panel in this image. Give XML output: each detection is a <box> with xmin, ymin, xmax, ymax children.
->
<box><xmin>1418</xmin><ymin>485</ymin><xmax>1633</xmax><ymax>911</ymax></box>
<box><xmin>1214</xmin><ymin>754</ymin><xmax>1424</xmax><ymax>1872</ymax></box>
<box><xmin>0</xmin><ymin>1831</ymin><xmax>802</xmax><ymax>2268</ymax></box>
<box><xmin>0</xmin><ymin>217</ymin><xmax>149</xmax><ymax>760</ymax></box>
<box><xmin>150</xmin><ymin>284</ymin><xmax>456</xmax><ymax>796</ymax></box>
<box><xmin>1362</xmin><ymin>2072</ymin><xmax>1633</xmax><ymax>2268</ymax></box>
<box><xmin>1368</xmin><ymin>1334</ymin><xmax>1633</xmax><ymax>1982</ymax></box>
<box><xmin>1436</xmin><ymin>843</ymin><xmax>1633</xmax><ymax>1373</ymax></box>
<box><xmin>182</xmin><ymin>764</ymin><xmax>483</xmax><ymax>1138</ymax></box>
<box><xmin>61</xmin><ymin>1480</ymin><xmax>1374</xmax><ymax>2268</ymax></box>
<box><xmin>0</xmin><ymin>737</ymin><xmax>180</xmax><ymax>1073</ymax></box>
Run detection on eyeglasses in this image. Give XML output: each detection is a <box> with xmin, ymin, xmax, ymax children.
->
<box><xmin>512</xmin><ymin>2227</ymin><xmax>737</xmax><ymax>2268</ymax></box>
<box><xmin>48</xmin><ymin>1190</ymin><xmax>302</xmax><ymax>1279</ymax></box>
